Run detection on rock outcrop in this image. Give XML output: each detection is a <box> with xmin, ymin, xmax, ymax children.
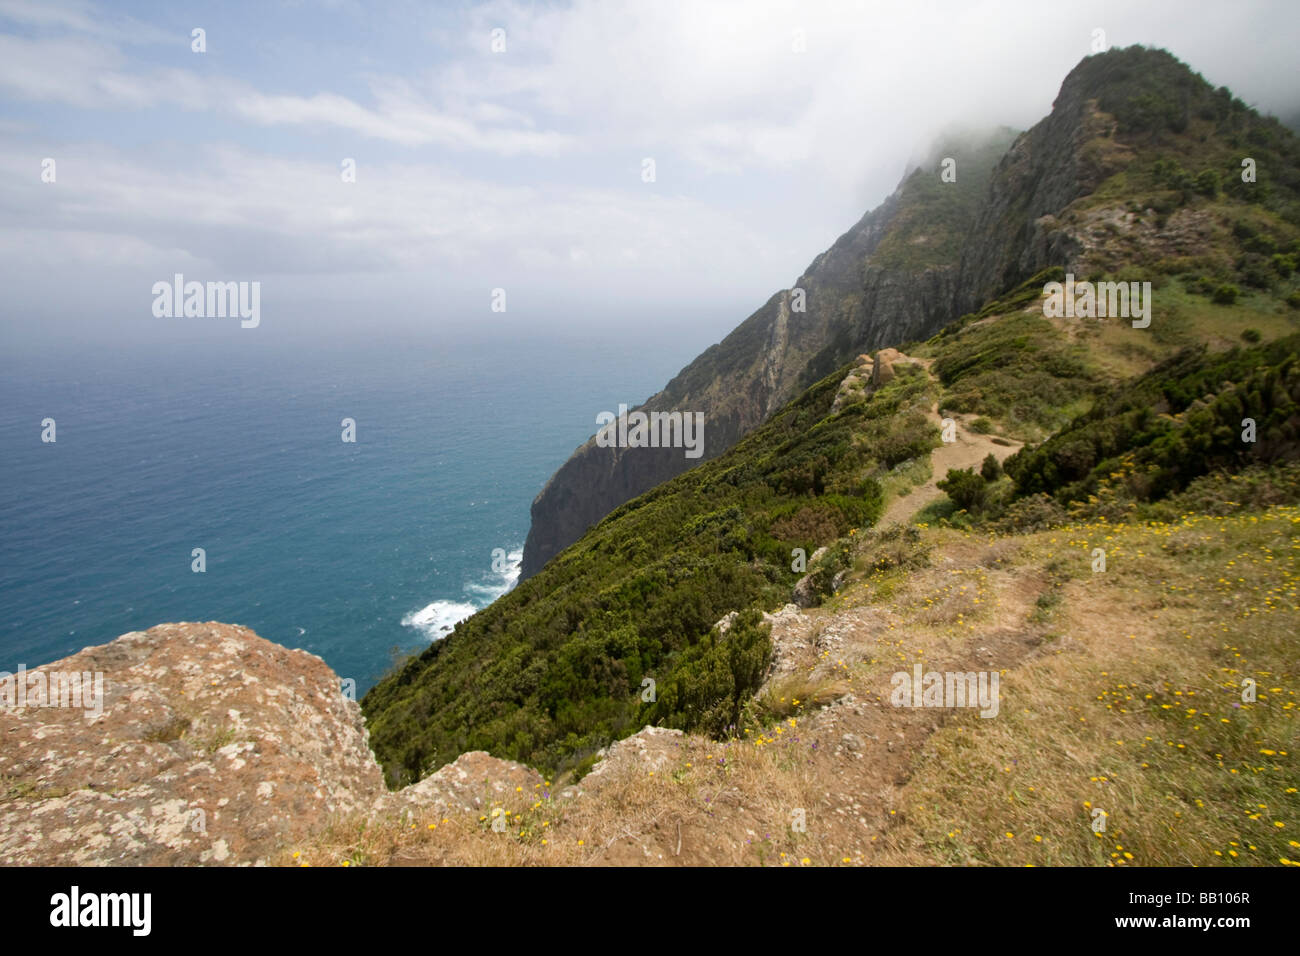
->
<box><xmin>375</xmin><ymin>751</ymin><xmax>542</xmax><ymax>817</ymax></box>
<box><xmin>0</xmin><ymin>624</ymin><xmax>527</xmax><ymax>866</ymax></box>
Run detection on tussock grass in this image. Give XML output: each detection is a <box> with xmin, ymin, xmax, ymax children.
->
<box><xmin>877</xmin><ymin>507</ymin><xmax>1298</xmax><ymax>867</ymax></box>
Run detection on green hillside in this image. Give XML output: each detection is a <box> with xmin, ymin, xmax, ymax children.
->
<box><xmin>363</xmin><ymin>358</ymin><xmax>939</xmax><ymax>784</ymax></box>
<box><xmin>363</xmin><ymin>47</ymin><xmax>1300</xmax><ymax>790</ymax></box>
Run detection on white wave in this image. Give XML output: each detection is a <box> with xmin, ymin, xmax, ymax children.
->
<box><xmin>402</xmin><ymin>547</ymin><xmax>523</xmax><ymax>643</ymax></box>
<box><xmin>463</xmin><ymin>547</ymin><xmax>523</xmax><ymax>603</ymax></box>
<box><xmin>401</xmin><ymin>600</ymin><xmax>478</xmax><ymax>640</ymax></box>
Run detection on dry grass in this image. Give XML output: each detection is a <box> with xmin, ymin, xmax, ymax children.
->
<box><xmin>876</xmin><ymin>508</ymin><xmax>1299</xmax><ymax>867</ymax></box>
<box><xmin>280</xmin><ymin>507</ymin><xmax>1298</xmax><ymax>867</ymax></box>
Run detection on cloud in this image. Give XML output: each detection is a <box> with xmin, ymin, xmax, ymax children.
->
<box><xmin>0</xmin><ymin>24</ymin><xmax>572</xmax><ymax>155</ymax></box>
<box><xmin>0</xmin><ymin>139</ymin><xmax>785</xmax><ymax>314</ymax></box>
<box><xmin>0</xmin><ymin>0</ymin><xmax>174</xmax><ymax>45</ymax></box>
<box><xmin>3</xmin><ymin>0</ymin><xmax>1300</xmax><ymax>342</ymax></box>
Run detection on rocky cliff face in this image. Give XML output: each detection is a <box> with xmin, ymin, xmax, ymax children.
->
<box><xmin>522</xmin><ymin>52</ymin><xmax>1142</xmax><ymax>579</ymax></box>
<box><xmin>0</xmin><ymin>623</ymin><xmax>382</xmax><ymax>864</ymax></box>
<box><xmin>522</xmin><ymin>131</ymin><xmax>1014</xmax><ymax>578</ymax></box>
<box><xmin>0</xmin><ymin>623</ymin><xmax>539</xmax><ymax>865</ymax></box>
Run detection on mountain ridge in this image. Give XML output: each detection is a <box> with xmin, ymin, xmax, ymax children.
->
<box><xmin>521</xmin><ymin>46</ymin><xmax>1232</xmax><ymax>579</ymax></box>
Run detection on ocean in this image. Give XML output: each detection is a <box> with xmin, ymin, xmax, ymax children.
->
<box><xmin>0</xmin><ymin>329</ymin><xmax>693</xmax><ymax>695</ymax></box>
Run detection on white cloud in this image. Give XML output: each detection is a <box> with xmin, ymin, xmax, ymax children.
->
<box><xmin>0</xmin><ymin>139</ymin><xmax>785</xmax><ymax>314</ymax></box>
<box><xmin>0</xmin><ymin>0</ymin><xmax>174</xmax><ymax>45</ymax></box>
<box><xmin>3</xmin><ymin>0</ymin><xmax>1299</xmax><ymax>339</ymax></box>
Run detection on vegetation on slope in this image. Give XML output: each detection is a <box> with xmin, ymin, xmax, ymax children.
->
<box><xmin>365</xmin><ymin>45</ymin><xmax>1300</xmax><ymax>801</ymax></box>
<box><xmin>363</xmin><ymin>363</ymin><xmax>939</xmax><ymax>785</ymax></box>
<box><xmin>1074</xmin><ymin>46</ymin><xmax>1300</xmax><ymax>224</ymax></box>
<box><xmin>1007</xmin><ymin>335</ymin><xmax>1300</xmax><ymax>505</ymax></box>
<box><xmin>297</xmin><ymin>506</ymin><xmax>1298</xmax><ymax>868</ymax></box>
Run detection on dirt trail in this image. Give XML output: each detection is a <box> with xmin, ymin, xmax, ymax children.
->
<box><xmin>559</xmin><ymin>360</ymin><xmax>1042</xmax><ymax>866</ymax></box>
<box><xmin>879</xmin><ymin>364</ymin><xmax>1023</xmax><ymax>527</ymax></box>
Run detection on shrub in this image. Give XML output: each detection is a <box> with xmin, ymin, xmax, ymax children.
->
<box><xmin>937</xmin><ymin>467</ymin><xmax>989</xmax><ymax>514</ymax></box>
<box><xmin>1241</xmin><ymin>328</ymin><xmax>1262</xmax><ymax>344</ymax></box>
<box><xmin>1237</xmin><ymin>254</ymin><xmax>1274</xmax><ymax>289</ymax></box>
<box><xmin>1243</xmin><ymin>234</ymin><xmax>1277</xmax><ymax>255</ymax></box>
<box><xmin>980</xmin><ymin>453</ymin><xmax>1003</xmax><ymax>482</ymax></box>
<box><xmin>1212</xmin><ymin>283</ymin><xmax>1239</xmax><ymax>304</ymax></box>
<box><xmin>993</xmin><ymin>493</ymin><xmax>1067</xmax><ymax>533</ymax></box>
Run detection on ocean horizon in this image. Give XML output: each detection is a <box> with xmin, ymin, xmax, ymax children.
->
<box><xmin>0</xmin><ymin>329</ymin><xmax>696</xmax><ymax>695</ymax></box>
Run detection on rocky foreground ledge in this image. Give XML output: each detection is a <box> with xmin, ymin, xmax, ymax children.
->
<box><xmin>0</xmin><ymin>623</ymin><xmax>544</xmax><ymax>865</ymax></box>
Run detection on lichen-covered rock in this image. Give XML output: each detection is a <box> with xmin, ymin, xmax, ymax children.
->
<box><xmin>579</xmin><ymin>726</ymin><xmax>685</xmax><ymax>791</ymax></box>
<box><xmin>0</xmin><ymin>622</ymin><xmax>384</xmax><ymax>866</ymax></box>
<box><xmin>374</xmin><ymin>751</ymin><xmax>542</xmax><ymax>816</ymax></box>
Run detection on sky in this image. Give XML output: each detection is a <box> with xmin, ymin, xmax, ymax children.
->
<box><xmin>1</xmin><ymin>0</ymin><xmax>1298</xmax><ymax>351</ymax></box>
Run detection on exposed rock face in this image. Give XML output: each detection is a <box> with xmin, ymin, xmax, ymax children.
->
<box><xmin>375</xmin><ymin>750</ymin><xmax>542</xmax><ymax>817</ymax></box>
<box><xmin>522</xmin><ymin>54</ymin><xmax>1140</xmax><ymax>580</ymax></box>
<box><xmin>578</xmin><ymin>726</ymin><xmax>685</xmax><ymax>788</ymax></box>
<box><xmin>830</xmin><ymin>355</ymin><xmax>873</xmax><ymax>412</ymax></box>
<box><xmin>522</xmin><ymin>140</ymin><xmax>1004</xmax><ymax>578</ymax></box>
<box><xmin>0</xmin><ymin>623</ymin><xmax>527</xmax><ymax>866</ymax></box>
<box><xmin>954</xmin><ymin>86</ymin><xmax>1131</xmax><ymax>304</ymax></box>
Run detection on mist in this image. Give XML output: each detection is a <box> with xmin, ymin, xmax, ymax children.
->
<box><xmin>2</xmin><ymin>0</ymin><xmax>1298</xmax><ymax>354</ymax></box>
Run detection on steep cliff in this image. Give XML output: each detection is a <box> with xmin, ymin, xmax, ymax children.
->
<box><xmin>520</xmin><ymin>127</ymin><xmax>1016</xmax><ymax>577</ymax></box>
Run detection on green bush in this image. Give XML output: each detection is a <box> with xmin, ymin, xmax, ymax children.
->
<box><xmin>1005</xmin><ymin>336</ymin><xmax>1300</xmax><ymax>507</ymax></box>
<box><xmin>937</xmin><ymin>467</ymin><xmax>989</xmax><ymax>514</ymax></box>
<box><xmin>1243</xmin><ymin>234</ymin><xmax>1277</xmax><ymax>255</ymax></box>
<box><xmin>1212</xmin><ymin>283</ymin><xmax>1240</xmax><ymax>304</ymax></box>
<box><xmin>1237</xmin><ymin>254</ymin><xmax>1274</xmax><ymax>289</ymax></box>
<box><xmin>647</xmin><ymin>608</ymin><xmax>772</xmax><ymax>737</ymax></box>
<box><xmin>980</xmin><ymin>453</ymin><xmax>1003</xmax><ymax>482</ymax></box>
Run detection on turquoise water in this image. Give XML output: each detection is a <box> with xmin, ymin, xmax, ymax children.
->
<box><xmin>0</xmin><ymin>331</ymin><xmax>690</xmax><ymax>694</ymax></box>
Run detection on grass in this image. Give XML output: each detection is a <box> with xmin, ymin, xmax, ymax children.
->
<box><xmin>878</xmin><ymin>507</ymin><xmax>1299</xmax><ymax>867</ymax></box>
<box><xmin>282</xmin><ymin>502</ymin><xmax>1296</xmax><ymax>867</ymax></box>
<box><xmin>878</xmin><ymin>457</ymin><xmax>932</xmax><ymax>503</ymax></box>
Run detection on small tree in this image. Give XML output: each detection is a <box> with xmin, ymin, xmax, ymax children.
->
<box><xmin>980</xmin><ymin>452</ymin><xmax>1002</xmax><ymax>482</ymax></box>
<box><xmin>1212</xmin><ymin>283</ymin><xmax>1239</xmax><ymax>305</ymax></box>
<box><xmin>937</xmin><ymin>467</ymin><xmax>987</xmax><ymax>514</ymax></box>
